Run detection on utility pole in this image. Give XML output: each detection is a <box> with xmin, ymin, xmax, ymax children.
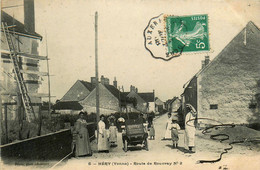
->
<box><xmin>95</xmin><ymin>12</ymin><xmax>100</xmax><ymax>134</ymax></box>
<box><xmin>46</xmin><ymin>31</ymin><xmax>51</xmax><ymax>117</ymax></box>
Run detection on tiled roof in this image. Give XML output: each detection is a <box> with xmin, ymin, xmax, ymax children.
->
<box><xmin>104</xmin><ymin>84</ymin><xmax>121</xmax><ymax>99</ymax></box>
<box><xmin>52</xmin><ymin>101</ymin><xmax>83</xmax><ymax>110</ymax></box>
<box><xmin>138</xmin><ymin>92</ymin><xmax>154</xmax><ymax>102</ymax></box>
<box><xmin>120</xmin><ymin>92</ymin><xmax>129</xmax><ymax>100</ymax></box>
<box><xmin>79</xmin><ymin>80</ymin><xmax>95</xmax><ymax>91</ymax></box>
<box><xmin>1</xmin><ymin>10</ymin><xmax>42</xmax><ymax>39</ymax></box>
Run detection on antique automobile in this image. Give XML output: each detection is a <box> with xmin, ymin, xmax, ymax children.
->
<box><xmin>122</xmin><ymin>118</ymin><xmax>148</xmax><ymax>152</ymax></box>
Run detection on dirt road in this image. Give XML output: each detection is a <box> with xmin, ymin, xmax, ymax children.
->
<box><xmin>56</xmin><ymin>114</ymin><xmax>260</xmax><ymax>170</ymax></box>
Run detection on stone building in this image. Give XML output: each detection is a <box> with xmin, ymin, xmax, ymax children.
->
<box><xmin>182</xmin><ymin>21</ymin><xmax>260</xmax><ymax>125</ymax></box>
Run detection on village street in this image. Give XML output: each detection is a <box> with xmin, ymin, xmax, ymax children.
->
<box><xmin>56</xmin><ymin>114</ymin><xmax>260</xmax><ymax>170</ymax></box>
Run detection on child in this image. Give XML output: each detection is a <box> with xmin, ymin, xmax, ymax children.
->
<box><xmin>109</xmin><ymin>122</ymin><xmax>118</xmax><ymax>146</ymax></box>
<box><xmin>170</xmin><ymin>116</ymin><xmax>181</xmax><ymax>148</ymax></box>
<box><xmin>148</xmin><ymin>116</ymin><xmax>155</xmax><ymax>140</ymax></box>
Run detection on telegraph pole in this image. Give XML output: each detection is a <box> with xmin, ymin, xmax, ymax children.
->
<box><xmin>95</xmin><ymin>11</ymin><xmax>100</xmax><ymax>129</ymax></box>
<box><xmin>46</xmin><ymin>31</ymin><xmax>51</xmax><ymax>116</ymax></box>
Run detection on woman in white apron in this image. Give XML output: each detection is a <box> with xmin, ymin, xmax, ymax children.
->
<box><xmin>162</xmin><ymin>112</ymin><xmax>172</xmax><ymax>140</ymax></box>
<box><xmin>98</xmin><ymin>114</ymin><xmax>110</xmax><ymax>152</ymax></box>
<box><xmin>185</xmin><ymin>104</ymin><xmax>197</xmax><ymax>153</ymax></box>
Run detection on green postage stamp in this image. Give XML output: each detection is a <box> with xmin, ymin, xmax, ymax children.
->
<box><xmin>144</xmin><ymin>14</ymin><xmax>210</xmax><ymax>61</ymax></box>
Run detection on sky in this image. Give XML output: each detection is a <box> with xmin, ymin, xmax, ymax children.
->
<box><xmin>2</xmin><ymin>0</ymin><xmax>260</xmax><ymax>102</ymax></box>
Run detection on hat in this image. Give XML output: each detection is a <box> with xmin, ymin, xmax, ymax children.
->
<box><xmin>186</xmin><ymin>104</ymin><xmax>196</xmax><ymax>113</ymax></box>
<box><xmin>118</xmin><ymin>117</ymin><xmax>125</xmax><ymax>122</ymax></box>
<box><xmin>79</xmin><ymin>111</ymin><xmax>84</xmax><ymax>116</ymax></box>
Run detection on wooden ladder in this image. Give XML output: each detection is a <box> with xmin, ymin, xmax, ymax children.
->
<box><xmin>2</xmin><ymin>22</ymin><xmax>36</xmax><ymax>122</ymax></box>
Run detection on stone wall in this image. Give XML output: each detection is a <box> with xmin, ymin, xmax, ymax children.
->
<box><xmin>0</xmin><ymin>129</ymin><xmax>72</xmax><ymax>162</ymax></box>
<box><xmin>198</xmin><ymin>23</ymin><xmax>260</xmax><ymax>124</ymax></box>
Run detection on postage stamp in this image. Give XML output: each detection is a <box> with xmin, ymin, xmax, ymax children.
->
<box><xmin>144</xmin><ymin>14</ymin><xmax>210</xmax><ymax>61</ymax></box>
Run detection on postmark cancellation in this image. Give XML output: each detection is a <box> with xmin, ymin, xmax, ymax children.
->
<box><xmin>144</xmin><ymin>14</ymin><xmax>210</xmax><ymax>61</ymax></box>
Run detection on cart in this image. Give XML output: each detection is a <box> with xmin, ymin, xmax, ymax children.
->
<box><xmin>122</xmin><ymin>118</ymin><xmax>148</xmax><ymax>152</ymax></box>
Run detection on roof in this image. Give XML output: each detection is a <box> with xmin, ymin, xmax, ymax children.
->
<box><xmin>79</xmin><ymin>80</ymin><xmax>95</xmax><ymax>91</ymax></box>
<box><xmin>1</xmin><ymin>10</ymin><xmax>42</xmax><ymax>39</ymax></box>
<box><xmin>169</xmin><ymin>97</ymin><xmax>179</xmax><ymax>105</ymax></box>
<box><xmin>155</xmin><ymin>98</ymin><xmax>164</xmax><ymax>105</ymax></box>
<box><xmin>104</xmin><ymin>84</ymin><xmax>121</xmax><ymax>99</ymax></box>
<box><xmin>183</xmin><ymin>21</ymin><xmax>260</xmax><ymax>89</ymax></box>
<box><xmin>138</xmin><ymin>92</ymin><xmax>155</xmax><ymax>102</ymax></box>
<box><xmin>52</xmin><ymin>101</ymin><xmax>83</xmax><ymax>110</ymax></box>
<box><xmin>121</xmin><ymin>92</ymin><xmax>129</xmax><ymax>99</ymax></box>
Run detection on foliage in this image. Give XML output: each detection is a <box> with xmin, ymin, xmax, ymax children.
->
<box><xmin>121</xmin><ymin>97</ymin><xmax>137</xmax><ymax>108</ymax></box>
<box><xmin>41</xmin><ymin>101</ymin><xmax>54</xmax><ymax>111</ymax></box>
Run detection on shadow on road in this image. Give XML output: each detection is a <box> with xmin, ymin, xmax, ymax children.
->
<box><xmin>165</xmin><ymin>144</ymin><xmax>191</xmax><ymax>153</ymax></box>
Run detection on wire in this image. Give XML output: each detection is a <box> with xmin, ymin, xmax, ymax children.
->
<box><xmin>186</xmin><ymin>118</ymin><xmax>260</xmax><ymax>164</ymax></box>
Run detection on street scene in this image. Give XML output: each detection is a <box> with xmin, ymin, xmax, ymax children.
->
<box><xmin>1</xmin><ymin>0</ymin><xmax>260</xmax><ymax>170</ymax></box>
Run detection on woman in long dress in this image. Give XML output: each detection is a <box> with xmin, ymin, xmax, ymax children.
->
<box><xmin>162</xmin><ymin>112</ymin><xmax>172</xmax><ymax>140</ymax></box>
<box><xmin>98</xmin><ymin>114</ymin><xmax>110</xmax><ymax>152</ymax></box>
<box><xmin>74</xmin><ymin>112</ymin><xmax>92</xmax><ymax>157</ymax></box>
<box><xmin>185</xmin><ymin>104</ymin><xmax>197</xmax><ymax>153</ymax></box>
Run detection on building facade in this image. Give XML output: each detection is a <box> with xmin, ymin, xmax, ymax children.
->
<box><xmin>183</xmin><ymin>22</ymin><xmax>260</xmax><ymax>125</ymax></box>
<box><xmin>1</xmin><ymin>0</ymin><xmax>44</xmax><ymax>120</ymax></box>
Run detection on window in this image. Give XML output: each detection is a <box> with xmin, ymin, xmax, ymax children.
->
<box><xmin>210</xmin><ymin>104</ymin><xmax>218</xmax><ymax>109</ymax></box>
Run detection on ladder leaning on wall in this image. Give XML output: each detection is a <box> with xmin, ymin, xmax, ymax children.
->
<box><xmin>2</xmin><ymin>22</ymin><xmax>36</xmax><ymax>122</ymax></box>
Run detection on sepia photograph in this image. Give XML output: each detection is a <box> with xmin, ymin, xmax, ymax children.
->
<box><xmin>1</xmin><ymin>0</ymin><xmax>260</xmax><ymax>169</ymax></box>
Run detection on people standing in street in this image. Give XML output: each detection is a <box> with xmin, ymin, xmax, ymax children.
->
<box><xmin>109</xmin><ymin>122</ymin><xmax>118</xmax><ymax>146</ymax></box>
<box><xmin>117</xmin><ymin>116</ymin><xmax>125</xmax><ymax>132</ymax></box>
<box><xmin>74</xmin><ymin>112</ymin><xmax>92</xmax><ymax>157</ymax></box>
<box><xmin>148</xmin><ymin>116</ymin><xmax>155</xmax><ymax>140</ymax></box>
<box><xmin>98</xmin><ymin>114</ymin><xmax>110</xmax><ymax>152</ymax></box>
<box><xmin>185</xmin><ymin>104</ymin><xmax>197</xmax><ymax>153</ymax></box>
<box><xmin>170</xmin><ymin>116</ymin><xmax>181</xmax><ymax>148</ymax></box>
<box><xmin>140</xmin><ymin>113</ymin><xmax>146</xmax><ymax>123</ymax></box>
<box><xmin>162</xmin><ymin>112</ymin><xmax>172</xmax><ymax>140</ymax></box>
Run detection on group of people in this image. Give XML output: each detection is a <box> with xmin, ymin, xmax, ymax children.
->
<box><xmin>73</xmin><ymin>103</ymin><xmax>197</xmax><ymax>157</ymax></box>
<box><xmin>163</xmin><ymin>104</ymin><xmax>197</xmax><ymax>153</ymax></box>
<box><xmin>73</xmin><ymin>113</ymin><xmax>118</xmax><ymax>157</ymax></box>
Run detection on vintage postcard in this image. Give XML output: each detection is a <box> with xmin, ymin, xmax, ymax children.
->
<box><xmin>1</xmin><ymin>0</ymin><xmax>260</xmax><ymax>170</ymax></box>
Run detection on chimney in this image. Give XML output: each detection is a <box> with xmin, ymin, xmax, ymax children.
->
<box><xmin>130</xmin><ymin>85</ymin><xmax>136</xmax><ymax>92</ymax></box>
<box><xmin>136</xmin><ymin>88</ymin><xmax>138</xmax><ymax>93</ymax></box>
<box><xmin>204</xmin><ymin>56</ymin><xmax>210</xmax><ymax>66</ymax></box>
<box><xmin>101</xmin><ymin>75</ymin><xmax>105</xmax><ymax>85</ymax></box>
<box><xmin>201</xmin><ymin>60</ymin><xmax>205</xmax><ymax>69</ymax></box>
<box><xmin>113</xmin><ymin>77</ymin><xmax>117</xmax><ymax>88</ymax></box>
<box><xmin>24</xmin><ymin>0</ymin><xmax>35</xmax><ymax>33</ymax></box>
<box><xmin>91</xmin><ymin>77</ymin><xmax>97</xmax><ymax>86</ymax></box>
<box><xmin>104</xmin><ymin>78</ymin><xmax>109</xmax><ymax>85</ymax></box>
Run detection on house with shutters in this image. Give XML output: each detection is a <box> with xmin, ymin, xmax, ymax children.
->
<box><xmin>182</xmin><ymin>21</ymin><xmax>260</xmax><ymax>125</ymax></box>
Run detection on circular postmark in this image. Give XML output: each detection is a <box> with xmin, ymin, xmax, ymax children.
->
<box><xmin>144</xmin><ymin>14</ymin><xmax>210</xmax><ymax>61</ymax></box>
